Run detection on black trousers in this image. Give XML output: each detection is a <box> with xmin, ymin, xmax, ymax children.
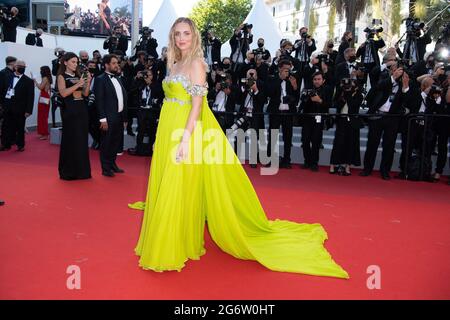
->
<box><xmin>363</xmin><ymin>116</ymin><xmax>399</xmax><ymax>174</ymax></box>
<box><xmin>100</xmin><ymin>113</ymin><xmax>123</xmax><ymax>171</ymax></box>
<box><xmin>1</xmin><ymin>109</ymin><xmax>25</xmax><ymax>148</ymax></box>
<box><xmin>136</xmin><ymin>108</ymin><xmax>158</xmax><ymax>155</ymax></box>
<box><xmin>301</xmin><ymin>117</ymin><xmax>324</xmax><ymax>166</ymax></box>
<box><xmin>88</xmin><ymin>105</ymin><xmax>100</xmax><ymax>144</ymax></box>
<box><xmin>268</xmin><ymin>112</ymin><xmax>293</xmax><ymax>163</ymax></box>
<box><xmin>433</xmin><ymin>127</ymin><xmax>449</xmax><ymax>174</ymax></box>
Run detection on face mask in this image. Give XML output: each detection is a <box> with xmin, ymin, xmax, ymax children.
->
<box><xmin>223</xmin><ymin>63</ymin><xmax>230</xmax><ymax>69</ymax></box>
<box><xmin>427</xmin><ymin>60</ymin><xmax>435</xmax><ymax>67</ymax></box>
<box><xmin>327</xmin><ymin>43</ymin><xmax>334</xmax><ymax>49</ymax></box>
<box><xmin>348</xmin><ymin>56</ymin><xmax>356</xmax><ymax>63</ymax></box>
<box><xmin>348</xmin><ymin>37</ymin><xmax>353</xmax><ymax>42</ymax></box>
<box><xmin>81</xmin><ymin>58</ymin><xmax>88</xmax><ymax>64</ymax></box>
<box><xmin>16</xmin><ymin>67</ymin><xmax>26</xmax><ymax>74</ymax></box>
<box><xmin>36</xmin><ymin>33</ymin><xmax>41</xmax><ymax>37</ymax></box>
<box><xmin>88</xmin><ymin>68</ymin><xmax>97</xmax><ymax>74</ymax></box>
<box><xmin>258</xmin><ymin>42</ymin><xmax>264</xmax><ymax>48</ymax></box>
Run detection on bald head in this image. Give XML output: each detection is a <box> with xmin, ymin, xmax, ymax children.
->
<box><xmin>420</xmin><ymin>76</ymin><xmax>434</xmax><ymax>92</ymax></box>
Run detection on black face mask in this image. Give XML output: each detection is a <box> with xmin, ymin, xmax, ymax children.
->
<box><xmin>258</xmin><ymin>42</ymin><xmax>264</xmax><ymax>48</ymax></box>
<box><xmin>16</xmin><ymin>67</ymin><xmax>25</xmax><ymax>74</ymax></box>
<box><xmin>347</xmin><ymin>37</ymin><xmax>353</xmax><ymax>42</ymax></box>
<box><xmin>223</xmin><ymin>63</ymin><xmax>230</xmax><ymax>69</ymax></box>
<box><xmin>81</xmin><ymin>58</ymin><xmax>89</xmax><ymax>64</ymax></box>
<box><xmin>88</xmin><ymin>68</ymin><xmax>97</xmax><ymax>74</ymax></box>
<box><xmin>36</xmin><ymin>33</ymin><xmax>41</xmax><ymax>37</ymax></box>
<box><xmin>327</xmin><ymin>43</ymin><xmax>334</xmax><ymax>49</ymax></box>
<box><xmin>427</xmin><ymin>60</ymin><xmax>435</xmax><ymax>67</ymax></box>
<box><xmin>348</xmin><ymin>56</ymin><xmax>356</xmax><ymax>63</ymax></box>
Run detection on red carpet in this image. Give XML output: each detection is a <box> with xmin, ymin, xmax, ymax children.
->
<box><xmin>1</xmin><ymin>132</ymin><xmax>449</xmax><ymax>300</ymax></box>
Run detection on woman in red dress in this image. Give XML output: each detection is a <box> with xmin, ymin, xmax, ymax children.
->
<box><xmin>34</xmin><ymin>66</ymin><xmax>52</xmax><ymax>140</ymax></box>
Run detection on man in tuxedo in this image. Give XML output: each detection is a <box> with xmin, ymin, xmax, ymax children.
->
<box><xmin>360</xmin><ymin>63</ymin><xmax>411</xmax><ymax>180</ymax></box>
<box><xmin>299</xmin><ymin>71</ymin><xmax>333</xmax><ymax>171</ymax></box>
<box><xmin>210</xmin><ymin>75</ymin><xmax>236</xmax><ymax>133</ymax></box>
<box><xmin>128</xmin><ymin>70</ymin><xmax>163</xmax><ymax>156</ymax></box>
<box><xmin>235</xmin><ymin>68</ymin><xmax>266</xmax><ymax>168</ymax></box>
<box><xmin>334</xmin><ymin>48</ymin><xmax>365</xmax><ymax>98</ymax></box>
<box><xmin>293</xmin><ymin>27</ymin><xmax>316</xmax><ymax>89</ymax></box>
<box><xmin>1</xmin><ymin>7</ymin><xmax>19</xmax><ymax>43</ymax></box>
<box><xmin>94</xmin><ymin>54</ymin><xmax>128</xmax><ymax>177</ymax></box>
<box><xmin>356</xmin><ymin>30</ymin><xmax>385</xmax><ymax>87</ymax></box>
<box><xmin>0</xmin><ymin>60</ymin><xmax>34</xmax><ymax>151</ymax></box>
<box><xmin>0</xmin><ymin>56</ymin><xmax>16</xmax><ymax>103</ymax></box>
<box><xmin>103</xmin><ymin>26</ymin><xmax>128</xmax><ymax>57</ymax></box>
<box><xmin>266</xmin><ymin>60</ymin><xmax>299</xmax><ymax>168</ymax></box>
<box><xmin>204</xmin><ymin>31</ymin><xmax>222</xmax><ymax>68</ymax></box>
<box><xmin>230</xmin><ymin>23</ymin><xmax>253</xmax><ymax>67</ymax></box>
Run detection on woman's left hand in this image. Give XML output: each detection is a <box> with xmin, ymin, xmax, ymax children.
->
<box><xmin>175</xmin><ymin>141</ymin><xmax>189</xmax><ymax>163</ymax></box>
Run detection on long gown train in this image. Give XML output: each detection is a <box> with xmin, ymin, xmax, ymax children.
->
<box><xmin>129</xmin><ymin>74</ymin><xmax>349</xmax><ymax>279</ymax></box>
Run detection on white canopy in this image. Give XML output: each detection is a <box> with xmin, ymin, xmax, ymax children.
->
<box><xmin>146</xmin><ymin>0</ymin><xmax>179</xmax><ymax>53</ymax></box>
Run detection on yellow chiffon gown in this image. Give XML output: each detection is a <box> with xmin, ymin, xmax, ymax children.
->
<box><xmin>129</xmin><ymin>73</ymin><xmax>349</xmax><ymax>279</ymax></box>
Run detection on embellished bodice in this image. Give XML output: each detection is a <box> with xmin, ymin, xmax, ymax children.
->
<box><xmin>162</xmin><ymin>73</ymin><xmax>208</xmax><ymax>105</ymax></box>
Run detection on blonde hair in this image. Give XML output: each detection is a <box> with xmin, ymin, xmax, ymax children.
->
<box><xmin>167</xmin><ymin>17</ymin><xmax>205</xmax><ymax>73</ymax></box>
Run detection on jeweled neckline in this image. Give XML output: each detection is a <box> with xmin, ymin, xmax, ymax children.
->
<box><xmin>164</xmin><ymin>73</ymin><xmax>191</xmax><ymax>83</ymax></box>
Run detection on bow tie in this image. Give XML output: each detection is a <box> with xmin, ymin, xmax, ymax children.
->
<box><xmin>14</xmin><ymin>75</ymin><xmax>20</xmax><ymax>78</ymax></box>
<box><xmin>348</xmin><ymin>64</ymin><xmax>356</xmax><ymax>69</ymax></box>
<box><xmin>108</xmin><ymin>73</ymin><xmax>119</xmax><ymax>79</ymax></box>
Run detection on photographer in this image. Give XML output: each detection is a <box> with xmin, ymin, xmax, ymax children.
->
<box><xmin>230</xmin><ymin>23</ymin><xmax>253</xmax><ymax>66</ymax></box>
<box><xmin>255</xmin><ymin>54</ymin><xmax>269</xmax><ymax>82</ymax></box>
<box><xmin>210</xmin><ymin>73</ymin><xmax>236</xmax><ymax>133</ymax></box>
<box><xmin>128</xmin><ymin>70</ymin><xmax>163</xmax><ymax>156</ymax></box>
<box><xmin>356</xmin><ymin>26</ymin><xmax>385</xmax><ymax>87</ymax></box>
<box><xmin>399</xmin><ymin>18</ymin><xmax>431</xmax><ymax>66</ymax></box>
<box><xmin>330</xmin><ymin>78</ymin><xmax>364</xmax><ymax>175</ymax></box>
<box><xmin>266</xmin><ymin>60</ymin><xmax>298</xmax><ymax>168</ymax></box>
<box><xmin>299</xmin><ymin>71</ymin><xmax>332</xmax><ymax>172</ymax></box>
<box><xmin>293</xmin><ymin>27</ymin><xmax>316</xmax><ymax>87</ymax></box>
<box><xmin>334</xmin><ymin>48</ymin><xmax>365</xmax><ymax>98</ymax></box>
<box><xmin>1</xmin><ymin>6</ymin><xmax>19</xmax><ymax>43</ymax></box>
<box><xmin>303</xmin><ymin>53</ymin><xmax>333</xmax><ymax>90</ymax></box>
<box><xmin>269</xmin><ymin>40</ymin><xmax>300</xmax><ymax>77</ymax></box>
<box><xmin>235</xmin><ymin>51</ymin><xmax>256</xmax><ymax>84</ymax></box>
<box><xmin>235</xmin><ymin>69</ymin><xmax>266</xmax><ymax>168</ymax></box>
<box><xmin>203</xmin><ymin>30</ymin><xmax>222</xmax><ymax>68</ymax></box>
<box><xmin>336</xmin><ymin>31</ymin><xmax>353</xmax><ymax>65</ymax></box>
<box><xmin>134</xmin><ymin>27</ymin><xmax>158</xmax><ymax>60</ymax></box>
<box><xmin>25</xmin><ymin>28</ymin><xmax>44</xmax><ymax>47</ymax></box>
<box><xmin>86</xmin><ymin>60</ymin><xmax>101</xmax><ymax>150</ymax></box>
<box><xmin>360</xmin><ymin>62</ymin><xmax>412</xmax><ymax>180</ymax></box>
<box><xmin>103</xmin><ymin>26</ymin><xmax>128</xmax><ymax>57</ymax></box>
<box><xmin>252</xmin><ymin>38</ymin><xmax>271</xmax><ymax>63</ymax></box>
<box><xmin>412</xmin><ymin>52</ymin><xmax>436</xmax><ymax>79</ymax></box>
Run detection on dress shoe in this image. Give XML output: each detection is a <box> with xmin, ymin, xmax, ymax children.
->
<box><xmin>127</xmin><ymin>131</ymin><xmax>136</xmax><ymax>137</ymax></box>
<box><xmin>102</xmin><ymin>170</ymin><xmax>115</xmax><ymax>177</ymax></box>
<box><xmin>17</xmin><ymin>147</ymin><xmax>25</xmax><ymax>152</ymax></box>
<box><xmin>381</xmin><ymin>172</ymin><xmax>391</xmax><ymax>180</ymax></box>
<box><xmin>301</xmin><ymin>163</ymin><xmax>310</xmax><ymax>170</ymax></box>
<box><xmin>0</xmin><ymin>199</ymin><xmax>5</xmax><ymax>206</ymax></box>
<box><xmin>310</xmin><ymin>164</ymin><xmax>319</xmax><ymax>172</ymax></box>
<box><xmin>359</xmin><ymin>170</ymin><xmax>371</xmax><ymax>177</ymax></box>
<box><xmin>395</xmin><ymin>172</ymin><xmax>407</xmax><ymax>180</ymax></box>
<box><xmin>112</xmin><ymin>165</ymin><xmax>125</xmax><ymax>173</ymax></box>
<box><xmin>280</xmin><ymin>161</ymin><xmax>292</xmax><ymax>169</ymax></box>
<box><xmin>0</xmin><ymin>146</ymin><xmax>11</xmax><ymax>151</ymax></box>
<box><xmin>341</xmin><ymin>171</ymin><xmax>351</xmax><ymax>176</ymax></box>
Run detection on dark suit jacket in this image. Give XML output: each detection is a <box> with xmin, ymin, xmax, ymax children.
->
<box><xmin>336</xmin><ymin>40</ymin><xmax>350</xmax><ymax>65</ymax></box>
<box><xmin>230</xmin><ymin>33</ymin><xmax>253</xmax><ymax>61</ymax></box>
<box><xmin>356</xmin><ymin>38</ymin><xmax>385</xmax><ymax>66</ymax></box>
<box><xmin>300</xmin><ymin>84</ymin><xmax>333</xmax><ymax>115</ymax></box>
<box><xmin>205</xmin><ymin>38</ymin><xmax>222</xmax><ymax>63</ymax></box>
<box><xmin>236</xmin><ymin>80</ymin><xmax>266</xmax><ymax>115</ymax></box>
<box><xmin>2</xmin><ymin>74</ymin><xmax>34</xmax><ymax>114</ymax></box>
<box><xmin>368</xmin><ymin>75</ymin><xmax>411</xmax><ymax>114</ymax></box>
<box><xmin>266</xmin><ymin>75</ymin><xmax>298</xmax><ymax>114</ymax></box>
<box><xmin>0</xmin><ymin>67</ymin><xmax>14</xmax><ymax>105</ymax></box>
<box><xmin>94</xmin><ymin>73</ymin><xmax>128</xmax><ymax>122</ymax></box>
<box><xmin>293</xmin><ymin>38</ymin><xmax>316</xmax><ymax>62</ymax></box>
<box><xmin>1</xmin><ymin>15</ymin><xmax>19</xmax><ymax>42</ymax></box>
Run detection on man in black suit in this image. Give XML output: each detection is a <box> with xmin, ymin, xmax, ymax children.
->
<box><xmin>230</xmin><ymin>23</ymin><xmax>253</xmax><ymax>66</ymax></box>
<box><xmin>25</xmin><ymin>28</ymin><xmax>43</xmax><ymax>47</ymax></box>
<box><xmin>94</xmin><ymin>54</ymin><xmax>128</xmax><ymax>177</ymax></box>
<box><xmin>360</xmin><ymin>63</ymin><xmax>411</xmax><ymax>180</ymax></box>
<box><xmin>299</xmin><ymin>71</ymin><xmax>333</xmax><ymax>172</ymax></box>
<box><xmin>235</xmin><ymin>69</ymin><xmax>266</xmax><ymax>168</ymax></box>
<box><xmin>293</xmin><ymin>27</ymin><xmax>316</xmax><ymax>89</ymax></box>
<box><xmin>0</xmin><ymin>56</ymin><xmax>16</xmax><ymax>104</ymax></box>
<box><xmin>128</xmin><ymin>70</ymin><xmax>163</xmax><ymax>156</ymax></box>
<box><xmin>103</xmin><ymin>26</ymin><xmax>128</xmax><ymax>57</ymax></box>
<box><xmin>266</xmin><ymin>60</ymin><xmax>299</xmax><ymax>168</ymax></box>
<box><xmin>0</xmin><ymin>60</ymin><xmax>34</xmax><ymax>151</ymax></box>
<box><xmin>1</xmin><ymin>7</ymin><xmax>19</xmax><ymax>43</ymax></box>
<box><xmin>356</xmin><ymin>30</ymin><xmax>385</xmax><ymax>87</ymax></box>
<box><xmin>204</xmin><ymin>31</ymin><xmax>222</xmax><ymax>68</ymax></box>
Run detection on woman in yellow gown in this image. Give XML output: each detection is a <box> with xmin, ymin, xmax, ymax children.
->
<box><xmin>129</xmin><ymin>18</ymin><xmax>349</xmax><ymax>279</ymax></box>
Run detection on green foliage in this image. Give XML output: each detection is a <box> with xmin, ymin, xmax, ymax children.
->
<box><xmin>189</xmin><ymin>0</ymin><xmax>252</xmax><ymax>43</ymax></box>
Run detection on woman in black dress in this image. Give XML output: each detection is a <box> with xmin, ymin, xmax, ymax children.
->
<box><xmin>335</xmin><ymin>31</ymin><xmax>353</xmax><ymax>66</ymax></box>
<box><xmin>57</xmin><ymin>52</ymin><xmax>92</xmax><ymax>180</ymax></box>
<box><xmin>330</xmin><ymin>79</ymin><xmax>363</xmax><ymax>176</ymax></box>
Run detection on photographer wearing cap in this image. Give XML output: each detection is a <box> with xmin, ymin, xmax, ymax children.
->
<box><xmin>293</xmin><ymin>27</ymin><xmax>316</xmax><ymax>88</ymax></box>
<box><xmin>1</xmin><ymin>6</ymin><xmax>19</xmax><ymax>43</ymax></box>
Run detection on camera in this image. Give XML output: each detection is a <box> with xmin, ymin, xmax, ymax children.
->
<box><xmin>301</xmin><ymin>32</ymin><xmax>311</xmax><ymax>39</ymax></box>
<box><xmin>289</xmin><ymin>69</ymin><xmax>297</xmax><ymax>77</ymax></box>
<box><xmin>301</xmin><ymin>88</ymin><xmax>318</xmax><ymax>101</ymax></box>
<box><xmin>0</xmin><ymin>6</ymin><xmax>10</xmax><ymax>17</ymax></box>
<box><xmin>142</xmin><ymin>27</ymin><xmax>153</xmax><ymax>36</ymax></box>
<box><xmin>242</xmin><ymin>23</ymin><xmax>253</xmax><ymax>32</ymax></box>
<box><xmin>317</xmin><ymin>53</ymin><xmax>329</xmax><ymax>64</ymax></box>
<box><xmin>340</xmin><ymin>78</ymin><xmax>357</xmax><ymax>91</ymax></box>
<box><xmin>405</xmin><ymin>17</ymin><xmax>424</xmax><ymax>35</ymax></box>
<box><xmin>212</xmin><ymin>61</ymin><xmax>220</xmax><ymax>71</ymax></box>
<box><xmin>429</xmin><ymin>84</ymin><xmax>442</xmax><ymax>97</ymax></box>
<box><xmin>240</xmin><ymin>72</ymin><xmax>256</xmax><ymax>90</ymax></box>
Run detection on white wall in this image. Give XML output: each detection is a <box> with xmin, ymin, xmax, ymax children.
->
<box><xmin>0</xmin><ymin>41</ymin><xmax>57</xmax><ymax>128</ymax></box>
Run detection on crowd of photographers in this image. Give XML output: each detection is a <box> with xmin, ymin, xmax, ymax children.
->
<box><xmin>1</xmin><ymin>14</ymin><xmax>450</xmax><ymax>183</ymax></box>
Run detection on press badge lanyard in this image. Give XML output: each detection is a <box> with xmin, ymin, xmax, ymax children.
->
<box><xmin>5</xmin><ymin>75</ymin><xmax>18</xmax><ymax>99</ymax></box>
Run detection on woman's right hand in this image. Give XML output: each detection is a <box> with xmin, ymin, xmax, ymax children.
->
<box><xmin>105</xmin><ymin>22</ymin><xmax>110</xmax><ymax>30</ymax></box>
<box><xmin>77</xmin><ymin>78</ymin><xmax>85</xmax><ymax>88</ymax></box>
